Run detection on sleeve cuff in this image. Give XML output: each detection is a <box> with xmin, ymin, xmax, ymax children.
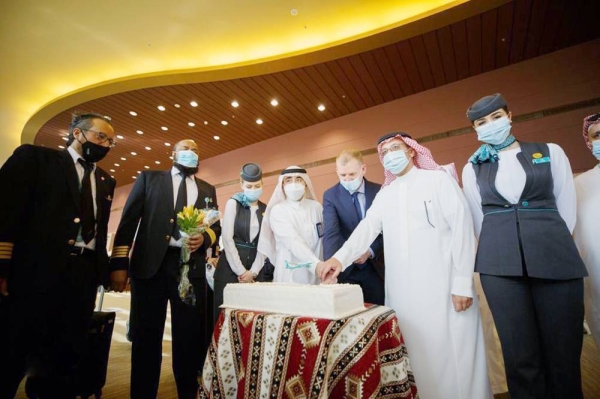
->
<box><xmin>0</xmin><ymin>260</ymin><xmax>10</xmax><ymax>279</ymax></box>
<box><xmin>109</xmin><ymin>257</ymin><xmax>129</xmax><ymax>272</ymax></box>
<box><xmin>451</xmin><ymin>276</ymin><xmax>474</xmax><ymax>298</ymax></box>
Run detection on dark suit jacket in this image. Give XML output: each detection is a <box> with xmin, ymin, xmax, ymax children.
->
<box><xmin>110</xmin><ymin>170</ymin><xmax>220</xmax><ymax>279</ymax></box>
<box><xmin>0</xmin><ymin>145</ymin><xmax>115</xmax><ymax>291</ymax></box>
<box><xmin>322</xmin><ymin>178</ymin><xmax>384</xmax><ymax>278</ymax></box>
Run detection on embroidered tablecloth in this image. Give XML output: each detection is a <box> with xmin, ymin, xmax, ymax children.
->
<box><xmin>200</xmin><ymin>305</ymin><xmax>419</xmax><ymax>398</ymax></box>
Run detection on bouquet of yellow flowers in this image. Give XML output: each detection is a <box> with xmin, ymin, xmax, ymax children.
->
<box><xmin>176</xmin><ymin>204</ymin><xmax>220</xmax><ymax>304</ymax></box>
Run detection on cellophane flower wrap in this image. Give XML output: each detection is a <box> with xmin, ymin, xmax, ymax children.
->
<box><xmin>176</xmin><ymin>204</ymin><xmax>220</xmax><ymax>305</ymax></box>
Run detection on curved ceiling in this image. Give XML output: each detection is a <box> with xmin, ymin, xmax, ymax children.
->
<box><xmin>0</xmin><ymin>0</ymin><xmax>475</xmax><ymax>164</ymax></box>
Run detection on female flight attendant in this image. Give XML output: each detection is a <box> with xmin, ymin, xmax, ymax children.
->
<box><xmin>574</xmin><ymin>113</ymin><xmax>600</xmax><ymax>352</ymax></box>
<box><xmin>213</xmin><ymin>163</ymin><xmax>268</xmax><ymax>321</ymax></box>
<box><xmin>461</xmin><ymin>93</ymin><xmax>587</xmax><ymax>399</ymax></box>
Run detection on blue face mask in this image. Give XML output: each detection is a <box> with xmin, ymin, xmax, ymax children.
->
<box><xmin>176</xmin><ymin>150</ymin><xmax>198</xmax><ymax>167</ymax></box>
<box><xmin>383</xmin><ymin>150</ymin><xmax>409</xmax><ymax>175</ymax></box>
<box><xmin>340</xmin><ymin>176</ymin><xmax>362</xmax><ymax>193</ymax></box>
<box><xmin>475</xmin><ymin>116</ymin><xmax>512</xmax><ymax>145</ymax></box>
<box><xmin>592</xmin><ymin>141</ymin><xmax>600</xmax><ymax>160</ymax></box>
<box><xmin>244</xmin><ymin>188</ymin><xmax>262</xmax><ymax>203</ymax></box>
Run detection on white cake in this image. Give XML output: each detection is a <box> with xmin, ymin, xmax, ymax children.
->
<box><xmin>222</xmin><ymin>283</ymin><xmax>365</xmax><ymax>319</ymax></box>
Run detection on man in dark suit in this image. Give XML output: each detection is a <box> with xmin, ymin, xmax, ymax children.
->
<box><xmin>0</xmin><ymin>112</ymin><xmax>117</xmax><ymax>398</ymax></box>
<box><xmin>109</xmin><ymin>139</ymin><xmax>220</xmax><ymax>399</ymax></box>
<box><xmin>323</xmin><ymin>149</ymin><xmax>384</xmax><ymax>304</ymax></box>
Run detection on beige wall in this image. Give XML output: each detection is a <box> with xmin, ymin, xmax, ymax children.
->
<box><xmin>108</xmin><ymin>39</ymin><xmax>600</xmax><ymax>235</ymax></box>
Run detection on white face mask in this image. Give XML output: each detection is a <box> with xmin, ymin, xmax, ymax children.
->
<box><xmin>284</xmin><ymin>183</ymin><xmax>305</xmax><ymax>201</ymax></box>
<box><xmin>340</xmin><ymin>176</ymin><xmax>362</xmax><ymax>193</ymax></box>
<box><xmin>475</xmin><ymin>116</ymin><xmax>512</xmax><ymax>145</ymax></box>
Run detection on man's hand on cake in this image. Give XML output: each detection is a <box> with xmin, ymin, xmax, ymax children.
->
<box><xmin>238</xmin><ymin>271</ymin><xmax>255</xmax><ymax>283</ymax></box>
<box><xmin>317</xmin><ymin>258</ymin><xmax>342</xmax><ymax>284</ymax></box>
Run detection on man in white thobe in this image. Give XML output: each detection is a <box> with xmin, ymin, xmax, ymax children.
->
<box><xmin>258</xmin><ymin>166</ymin><xmax>324</xmax><ymax>284</ymax></box>
<box><xmin>319</xmin><ymin>133</ymin><xmax>492</xmax><ymax>399</ymax></box>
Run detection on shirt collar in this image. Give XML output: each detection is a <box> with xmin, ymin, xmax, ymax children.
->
<box><xmin>67</xmin><ymin>146</ymin><xmax>95</xmax><ymax>170</ymax></box>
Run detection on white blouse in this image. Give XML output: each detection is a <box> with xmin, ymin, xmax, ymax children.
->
<box><xmin>462</xmin><ymin>143</ymin><xmax>577</xmax><ymax>238</ymax></box>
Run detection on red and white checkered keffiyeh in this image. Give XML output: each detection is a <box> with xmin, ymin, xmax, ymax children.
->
<box><xmin>377</xmin><ymin>134</ymin><xmax>458</xmax><ymax>187</ymax></box>
<box><xmin>582</xmin><ymin>113</ymin><xmax>600</xmax><ymax>150</ymax></box>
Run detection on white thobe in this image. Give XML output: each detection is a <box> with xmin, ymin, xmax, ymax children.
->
<box><xmin>269</xmin><ymin>198</ymin><xmax>323</xmax><ymax>284</ymax></box>
<box><xmin>574</xmin><ymin>165</ymin><xmax>600</xmax><ymax>351</ymax></box>
<box><xmin>334</xmin><ymin>167</ymin><xmax>492</xmax><ymax>399</ymax></box>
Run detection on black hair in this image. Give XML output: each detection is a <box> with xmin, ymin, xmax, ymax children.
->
<box><xmin>66</xmin><ymin>112</ymin><xmax>112</xmax><ymax>146</ymax></box>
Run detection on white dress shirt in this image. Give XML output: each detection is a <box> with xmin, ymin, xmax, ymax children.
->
<box><xmin>67</xmin><ymin>147</ymin><xmax>97</xmax><ymax>250</ymax></box>
<box><xmin>169</xmin><ymin>167</ymin><xmax>199</xmax><ymax>247</ymax></box>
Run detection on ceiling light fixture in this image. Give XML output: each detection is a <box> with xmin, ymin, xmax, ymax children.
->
<box><xmin>62</xmin><ymin>137</ymin><xmax>68</xmax><ymax>141</ymax></box>
<box><xmin>256</xmin><ymin>119</ymin><xmax>263</xmax><ymax>125</ymax></box>
<box><xmin>155</xmin><ymin>161</ymin><xmax>161</xmax><ymax>164</ymax></box>
<box><xmin>221</xmin><ymin>121</ymin><xmax>228</xmax><ymax>125</ymax></box>
<box><xmin>144</xmin><ymin>165</ymin><xmax>150</xmax><ymax>169</ymax></box>
<box><xmin>317</xmin><ymin>104</ymin><xmax>326</xmax><ymax>111</ymax></box>
<box><xmin>114</xmin><ymin>163</ymin><xmax>120</xmax><ymax>167</ymax></box>
<box><xmin>271</xmin><ymin>99</ymin><xmax>278</xmax><ymax>106</ymax></box>
<box><xmin>145</xmin><ymin>146</ymin><xmax>151</xmax><ymax>150</ymax></box>
<box><xmin>169</xmin><ymin>156</ymin><xmax>173</xmax><ymax>160</ymax></box>
<box><xmin>190</xmin><ymin>101</ymin><xmax>198</xmax><ymax>107</ymax></box>
<box><xmin>132</xmin><ymin>176</ymin><xmax>137</xmax><ymax>179</ymax></box>
<box><xmin>231</xmin><ymin>101</ymin><xmax>239</xmax><ymax>108</ymax></box>
<box><xmin>161</xmin><ymin>126</ymin><xmax>168</xmax><ymax>131</ymax></box>
<box><xmin>204</xmin><ymin>121</ymin><xmax>208</xmax><ymax>125</ymax></box>
<box><xmin>116</xmin><ymin>135</ymin><xmax>124</xmax><ymax>139</ymax></box>
<box><xmin>110</xmin><ymin>169</ymin><xmax>115</xmax><ymax>172</ymax></box>
<box><xmin>174</xmin><ymin>103</ymin><xmax>181</xmax><ymax>108</ymax></box>
<box><xmin>120</xmin><ymin>157</ymin><xmax>126</xmax><ymax>161</ymax></box>
<box><xmin>58</xmin><ymin>145</ymin><xmax>65</xmax><ymax>149</ymax></box>
<box><xmin>129</xmin><ymin>111</ymin><xmax>137</xmax><ymax>116</ymax></box>
<box><xmin>131</xmin><ymin>152</ymin><xmax>137</xmax><ymax>156</ymax></box>
<box><xmin>213</xmin><ymin>135</ymin><xmax>220</xmax><ymax>140</ymax></box>
<box><xmin>188</xmin><ymin>122</ymin><xmax>195</xmax><ymax>127</ymax></box>
<box><xmin>136</xmin><ymin>130</ymin><xmax>144</xmax><ymax>135</ymax></box>
<box><xmin>137</xmin><ymin>171</ymin><xmax>141</xmax><ymax>174</ymax></box>
<box><xmin>291</xmin><ymin>9</ymin><xmax>298</xmax><ymax>16</ymax></box>
<box><xmin>165</xmin><ymin>142</ymin><xmax>171</xmax><ymax>146</ymax></box>
<box><xmin>157</xmin><ymin>105</ymin><xmax>166</xmax><ymax>111</ymax></box>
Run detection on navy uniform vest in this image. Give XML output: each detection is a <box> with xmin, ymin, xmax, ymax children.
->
<box><xmin>214</xmin><ymin>199</ymin><xmax>266</xmax><ymax>281</ymax></box>
<box><xmin>474</xmin><ymin>142</ymin><xmax>587</xmax><ymax>279</ymax></box>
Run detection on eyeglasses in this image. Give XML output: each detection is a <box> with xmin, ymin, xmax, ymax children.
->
<box><xmin>380</xmin><ymin>144</ymin><xmax>406</xmax><ymax>158</ymax></box>
<box><xmin>81</xmin><ymin>128</ymin><xmax>116</xmax><ymax>148</ymax></box>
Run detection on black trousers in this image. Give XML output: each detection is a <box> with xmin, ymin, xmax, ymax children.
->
<box><xmin>129</xmin><ymin>250</ymin><xmax>209</xmax><ymax>399</ymax></box>
<box><xmin>480</xmin><ymin>274</ymin><xmax>584</xmax><ymax>399</ymax></box>
<box><xmin>338</xmin><ymin>262</ymin><xmax>385</xmax><ymax>305</ymax></box>
<box><xmin>0</xmin><ymin>254</ymin><xmax>98</xmax><ymax>399</ymax></box>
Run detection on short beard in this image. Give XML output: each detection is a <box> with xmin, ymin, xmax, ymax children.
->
<box><xmin>174</xmin><ymin>162</ymin><xmax>198</xmax><ymax>176</ymax></box>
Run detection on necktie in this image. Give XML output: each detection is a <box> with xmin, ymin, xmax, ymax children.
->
<box><xmin>78</xmin><ymin>159</ymin><xmax>95</xmax><ymax>244</ymax></box>
<box><xmin>351</xmin><ymin>191</ymin><xmax>363</xmax><ymax>220</ymax></box>
<box><xmin>172</xmin><ymin>173</ymin><xmax>187</xmax><ymax>239</ymax></box>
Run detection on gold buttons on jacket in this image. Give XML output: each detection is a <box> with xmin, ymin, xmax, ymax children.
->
<box><xmin>68</xmin><ymin>239</ymin><xmax>76</xmax><ymax>245</ymax></box>
<box><xmin>74</xmin><ymin>217</ymin><xmax>81</xmax><ymax>223</ymax></box>
<box><xmin>169</xmin><ymin>219</ymin><xmax>174</xmax><ymax>224</ymax></box>
<box><xmin>166</xmin><ymin>235</ymin><xmax>171</xmax><ymax>241</ymax></box>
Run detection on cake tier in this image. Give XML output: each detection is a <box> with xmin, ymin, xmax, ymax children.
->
<box><xmin>222</xmin><ymin>282</ymin><xmax>365</xmax><ymax>319</ymax></box>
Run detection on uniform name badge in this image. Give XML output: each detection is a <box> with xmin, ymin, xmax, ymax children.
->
<box><xmin>316</xmin><ymin>222</ymin><xmax>324</xmax><ymax>238</ymax></box>
<box><xmin>532</xmin><ymin>157</ymin><xmax>550</xmax><ymax>164</ymax></box>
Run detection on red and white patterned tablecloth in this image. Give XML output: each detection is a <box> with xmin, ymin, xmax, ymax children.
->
<box><xmin>200</xmin><ymin>304</ymin><xmax>419</xmax><ymax>398</ymax></box>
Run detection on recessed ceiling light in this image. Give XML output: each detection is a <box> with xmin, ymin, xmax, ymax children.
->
<box><xmin>116</xmin><ymin>135</ymin><xmax>124</xmax><ymax>140</ymax></box>
<box><xmin>155</xmin><ymin>161</ymin><xmax>161</xmax><ymax>164</ymax></box>
<box><xmin>271</xmin><ymin>99</ymin><xmax>279</xmax><ymax>106</ymax></box>
<box><xmin>188</xmin><ymin>122</ymin><xmax>195</xmax><ymax>127</ymax></box>
<box><xmin>145</xmin><ymin>146</ymin><xmax>151</xmax><ymax>150</ymax></box>
<box><xmin>204</xmin><ymin>121</ymin><xmax>208</xmax><ymax>125</ymax></box>
<box><xmin>110</xmin><ymin>169</ymin><xmax>115</xmax><ymax>172</ymax></box>
<box><xmin>317</xmin><ymin>104</ymin><xmax>326</xmax><ymax>111</ymax></box>
<box><xmin>129</xmin><ymin>111</ymin><xmax>137</xmax><ymax>116</ymax></box>
<box><xmin>120</xmin><ymin>157</ymin><xmax>126</xmax><ymax>161</ymax></box>
<box><xmin>190</xmin><ymin>101</ymin><xmax>198</xmax><ymax>107</ymax></box>
<box><xmin>174</xmin><ymin>103</ymin><xmax>181</xmax><ymax>108</ymax></box>
<box><xmin>165</xmin><ymin>142</ymin><xmax>171</xmax><ymax>147</ymax></box>
<box><xmin>256</xmin><ymin>119</ymin><xmax>263</xmax><ymax>125</ymax></box>
<box><xmin>114</xmin><ymin>163</ymin><xmax>120</xmax><ymax>167</ymax></box>
<box><xmin>58</xmin><ymin>145</ymin><xmax>65</xmax><ymax>149</ymax></box>
<box><xmin>221</xmin><ymin>121</ymin><xmax>228</xmax><ymax>125</ymax></box>
<box><xmin>157</xmin><ymin>105</ymin><xmax>166</xmax><ymax>111</ymax></box>
<box><xmin>137</xmin><ymin>171</ymin><xmax>141</xmax><ymax>174</ymax></box>
<box><xmin>291</xmin><ymin>9</ymin><xmax>298</xmax><ymax>16</ymax></box>
<box><xmin>169</xmin><ymin>156</ymin><xmax>173</xmax><ymax>160</ymax></box>
<box><xmin>62</xmin><ymin>137</ymin><xmax>68</xmax><ymax>141</ymax></box>
<box><xmin>161</xmin><ymin>126</ymin><xmax>168</xmax><ymax>131</ymax></box>
<box><xmin>132</xmin><ymin>176</ymin><xmax>137</xmax><ymax>179</ymax></box>
<box><xmin>111</xmin><ymin>175</ymin><xmax>114</xmax><ymax>178</ymax></box>
<box><xmin>144</xmin><ymin>165</ymin><xmax>150</xmax><ymax>169</ymax></box>
<box><xmin>136</xmin><ymin>130</ymin><xmax>144</xmax><ymax>135</ymax></box>
<box><xmin>231</xmin><ymin>101</ymin><xmax>239</xmax><ymax>108</ymax></box>
<box><xmin>213</xmin><ymin>135</ymin><xmax>220</xmax><ymax>140</ymax></box>
<box><xmin>131</xmin><ymin>152</ymin><xmax>137</xmax><ymax>156</ymax></box>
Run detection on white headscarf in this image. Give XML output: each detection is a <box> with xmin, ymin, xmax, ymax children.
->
<box><xmin>257</xmin><ymin>166</ymin><xmax>318</xmax><ymax>264</ymax></box>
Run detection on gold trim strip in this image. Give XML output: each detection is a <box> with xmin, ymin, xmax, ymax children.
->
<box><xmin>205</xmin><ymin>228</ymin><xmax>217</xmax><ymax>246</ymax></box>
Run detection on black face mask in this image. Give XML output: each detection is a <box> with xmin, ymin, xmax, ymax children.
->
<box><xmin>81</xmin><ymin>141</ymin><xmax>110</xmax><ymax>163</ymax></box>
<box><xmin>174</xmin><ymin>162</ymin><xmax>199</xmax><ymax>176</ymax></box>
